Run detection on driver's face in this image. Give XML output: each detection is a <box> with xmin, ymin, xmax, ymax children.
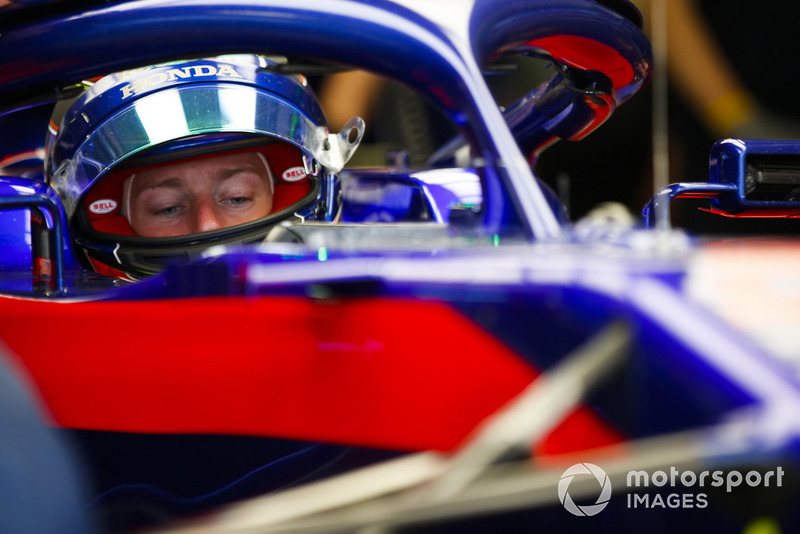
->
<box><xmin>127</xmin><ymin>152</ymin><xmax>273</xmax><ymax>237</ymax></box>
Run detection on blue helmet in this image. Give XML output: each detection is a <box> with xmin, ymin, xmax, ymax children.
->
<box><xmin>46</xmin><ymin>55</ymin><xmax>364</xmax><ymax>280</ymax></box>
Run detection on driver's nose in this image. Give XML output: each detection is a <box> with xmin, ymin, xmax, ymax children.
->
<box><xmin>194</xmin><ymin>202</ymin><xmax>223</xmax><ymax>233</ymax></box>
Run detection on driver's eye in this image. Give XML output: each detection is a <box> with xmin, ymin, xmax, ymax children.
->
<box><xmin>156</xmin><ymin>205</ymin><xmax>182</xmax><ymax>216</ymax></box>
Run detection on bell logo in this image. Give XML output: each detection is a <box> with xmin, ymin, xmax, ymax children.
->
<box><xmin>282</xmin><ymin>166</ymin><xmax>307</xmax><ymax>182</ymax></box>
<box><xmin>558</xmin><ymin>463</ymin><xmax>612</xmax><ymax>516</ymax></box>
<box><xmin>89</xmin><ymin>199</ymin><xmax>118</xmax><ymax>215</ymax></box>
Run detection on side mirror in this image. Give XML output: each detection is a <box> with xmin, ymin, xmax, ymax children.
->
<box><xmin>643</xmin><ymin>139</ymin><xmax>800</xmax><ymax>229</ymax></box>
<box><xmin>0</xmin><ymin>177</ymin><xmax>67</xmax><ymax>294</ymax></box>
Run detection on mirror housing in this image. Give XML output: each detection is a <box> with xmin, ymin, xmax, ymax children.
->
<box><xmin>643</xmin><ymin>139</ymin><xmax>800</xmax><ymax>228</ymax></box>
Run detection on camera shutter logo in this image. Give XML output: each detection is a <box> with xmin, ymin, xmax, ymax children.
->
<box><xmin>558</xmin><ymin>463</ymin><xmax>612</xmax><ymax>516</ymax></box>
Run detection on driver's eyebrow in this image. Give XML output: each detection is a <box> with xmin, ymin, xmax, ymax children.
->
<box><xmin>139</xmin><ymin>177</ymin><xmax>184</xmax><ymax>191</ymax></box>
<box><xmin>218</xmin><ymin>165</ymin><xmax>264</xmax><ymax>180</ymax></box>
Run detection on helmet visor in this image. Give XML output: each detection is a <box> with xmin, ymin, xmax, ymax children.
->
<box><xmin>51</xmin><ymin>83</ymin><xmax>332</xmax><ymax>218</ymax></box>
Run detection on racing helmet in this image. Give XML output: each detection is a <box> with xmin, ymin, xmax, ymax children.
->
<box><xmin>46</xmin><ymin>55</ymin><xmax>364</xmax><ymax>280</ymax></box>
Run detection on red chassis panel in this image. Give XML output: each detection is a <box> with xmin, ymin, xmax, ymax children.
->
<box><xmin>0</xmin><ymin>295</ymin><xmax>620</xmax><ymax>454</ymax></box>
